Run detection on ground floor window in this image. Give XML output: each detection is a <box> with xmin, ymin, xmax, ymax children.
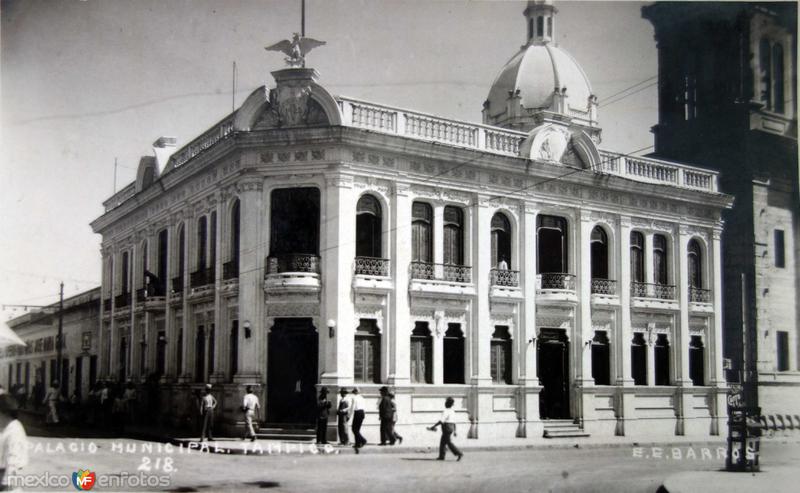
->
<box><xmin>118</xmin><ymin>338</ymin><xmax>127</xmax><ymax>381</ymax></box>
<box><xmin>195</xmin><ymin>325</ymin><xmax>206</xmax><ymax>382</ymax></box>
<box><xmin>207</xmin><ymin>324</ymin><xmax>216</xmax><ymax>376</ymax></box>
<box><xmin>443</xmin><ymin>324</ymin><xmax>464</xmax><ymax>384</ymax></box>
<box><xmin>689</xmin><ymin>336</ymin><xmax>704</xmax><ymax>386</ymax></box>
<box><xmin>410</xmin><ymin>322</ymin><xmax>432</xmax><ymax>384</ymax></box>
<box><xmin>631</xmin><ymin>333</ymin><xmax>647</xmax><ymax>385</ymax></box>
<box><xmin>591</xmin><ymin>331</ymin><xmax>610</xmax><ymax>385</ymax></box>
<box><xmin>654</xmin><ymin>334</ymin><xmax>670</xmax><ymax>386</ymax></box>
<box><xmin>354</xmin><ymin>319</ymin><xmax>381</xmax><ymax>383</ymax></box>
<box><xmin>776</xmin><ymin>331</ymin><xmax>789</xmax><ymax>371</ymax></box>
<box><xmin>491</xmin><ymin>326</ymin><xmax>512</xmax><ymax>384</ymax></box>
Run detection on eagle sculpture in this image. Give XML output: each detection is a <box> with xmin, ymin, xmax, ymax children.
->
<box><xmin>265</xmin><ymin>33</ymin><xmax>326</xmax><ymax>68</ymax></box>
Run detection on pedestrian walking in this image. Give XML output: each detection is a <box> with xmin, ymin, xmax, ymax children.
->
<box><xmin>349</xmin><ymin>387</ymin><xmax>367</xmax><ymax>452</ymax></box>
<box><xmin>427</xmin><ymin>396</ymin><xmax>463</xmax><ymax>461</ymax></box>
<box><xmin>199</xmin><ymin>384</ymin><xmax>217</xmax><ymax>441</ymax></box>
<box><xmin>42</xmin><ymin>381</ymin><xmax>60</xmax><ymax>425</ymax></box>
<box><xmin>241</xmin><ymin>386</ymin><xmax>260</xmax><ymax>441</ymax></box>
<box><xmin>336</xmin><ymin>388</ymin><xmax>350</xmax><ymax>445</ymax></box>
<box><xmin>378</xmin><ymin>386</ymin><xmax>394</xmax><ymax>445</ymax></box>
<box><xmin>316</xmin><ymin>387</ymin><xmax>332</xmax><ymax>444</ymax></box>
<box><xmin>389</xmin><ymin>391</ymin><xmax>403</xmax><ymax>445</ymax></box>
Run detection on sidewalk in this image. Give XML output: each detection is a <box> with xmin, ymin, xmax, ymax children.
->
<box><xmin>663</xmin><ymin>467</ymin><xmax>796</xmax><ymax>493</ymax></box>
<box><xmin>166</xmin><ymin>432</ymin><xmax>731</xmax><ymax>456</ymax></box>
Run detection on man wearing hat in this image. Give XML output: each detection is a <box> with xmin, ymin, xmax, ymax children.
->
<box><xmin>315</xmin><ymin>387</ymin><xmax>332</xmax><ymax>445</ymax></box>
<box><xmin>378</xmin><ymin>386</ymin><xmax>394</xmax><ymax>445</ymax></box>
<box><xmin>336</xmin><ymin>388</ymin><xmax>350</xmax><ymax>445</ymax></box>
<box><xmin>199</xmin><ymin>384</ymin><xmax>217</xmax><ymax>442</ymax></box>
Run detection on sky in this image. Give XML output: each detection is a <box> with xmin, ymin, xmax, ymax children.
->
<box><xmin>0</xmin><ymin>0</ymin><xmax>658</xmax><ymax>320</ymax></box>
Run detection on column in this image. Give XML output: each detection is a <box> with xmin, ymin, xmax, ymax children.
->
<box><xmin>433</xmin><ymin>312</ymin><xmax>444</xmax><ymax>385</ymax></box>
<box><xmin>472</xmin><ymin>197</ymin><xmax>492</xmax><ymax>384</ymax></box>
<box><xmin>519</xmin><ymin>204</ymin><xmax>538</xmax><ymax>386</ymax></box>
<box><xmin>235</xmin><ymin>178</ymin><xmax>265</xmax><ymax>381</ymax></box>
<box><xmin>709</xmin><ymin>228</ymin><xmax>724</xmax><ymax>385</ymax></box>
<box><xmin>130</xmin><ymin>241</ymin><xmax>142</xmax><ymax>379</ymax></box>
<box><xmin>617</xmin><ymin>216</ymin><xmax>634</xmax><ymax>385</ymax></box>
<box><xmin>320</xmin><ymin>174</ymin><xmax>356</xmax><ymax>386</ymax></box>
<box><xmin>676</xmin><ymin>227</ymin><xmax>691</xmax><ymax>386</ymax></box>
<box><xmin>108</xmin><ymin>250</ymin><xmax>118</xmax><ymax>379</ymax></box>
<box><xmin>647</xmin><ymin>324</ymin><xmax>656</xmax><ymax>387</ymax></box>
<box><xmin>211</xmin><ymin>196</ymin><xmax>225</xmax><ymax>383</ymax></box>
<box><xmin>578</xmin><ymin>211</ymin><xmax>593</xmax><ymax>387</ymax></box>
<box><xmin>389</xmin><ymin>183</ymin><xmax>412</xmax><ymax>385</ymax></box>
<box><xmin>178</xmin><ymin>215</ymin><xmax>191</xmax><ymax>382</ymax></box>
<box><xmin>519</xmin><ymin>203</ymin><xmax>540</xmax><ymax>437</ymax></box>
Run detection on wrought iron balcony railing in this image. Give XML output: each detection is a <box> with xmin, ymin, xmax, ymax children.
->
<box><xmin>223</xmin><ymin>260</ymin><xmax>239</xmax><ymax>280</ymax></box>
<box><xmin>538</xmin><ymin>273</ymin><xmax>576</xmax><ymax>291</ymax></box>
<box><xmin>689</xmin><ymin>287</ymin><xmax>711</xmax><ymax>303</ymax></box>
<box><xmin>190</xmin><ymin>268</ymin><xmax>215</xmax><ymax>288</ymax></box>
<box><xmin>114</xmin><ymin>293</ymin><xmax>131</xmax><ymax>308</ymax></box>
<box><xmin>490</xmin><ymin>268</ymin><xmax>520</xmax><ymax>287</ymax></box>
<box><xmin>171</xmin><ymin>276</ymin><xmax>184</xmax><ymax>293</ymax></box>
<box><xmin>631</xmin><ymin>281</ymin><xmax>676</xmax><ymax>300</ymax></box>
<box><xmin>136</xmin><ymin>288</ymin><xmax>147</xmax><ymax>303</ymax></box>
<box><xmin>354</xmin><ymin>257</ymin><xmax>390</xmax><ymax>277</ymax></box>
<box><xmin>591</xmin><ymin>278</ymin><xmax>617</xmax><ymax>295</ymax></box>
<box><xmin>410</xmin><ymin>262</ymin><xmax>471</xmax><ymax>283</ymax></box>
<box><xmin>266</xmin><ymin>254</ymin><xmax>320</xmax><ymax>274</ymax></box>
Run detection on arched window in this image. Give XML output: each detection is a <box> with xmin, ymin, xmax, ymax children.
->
<box><xmin>630</xmin><ymin>232</ymin><xmax>644</xmax><ymax>283</ymax></box>
<box><xmin>653</xmin><ymin>234</ymin><xmax>668</xmax><ymax>285</ymax></box>
<box><xmin>157</xmin><ymin>229</ymin><xmax>168</xmax><ymax>295</ymax></box>
<box><xmin>224</xmin><ymin>200</ymin><xmax>240</xmax><ymax>280</ymax></box>
<box><xmin>590</xmin><ymin>226</ymin><xmax>608</xmax><ymax>279</ymax></box>
<box><xmin>687</xmin><ymin>239</ymin><xmax>702</xmax><ymax>288</ymax></box>
<box><xmin>411</xmin><ymin>202</ymin><xmax>433</xmax><ymax>262</ymax></box>
<box><xmin>356</xmin><ymin>195</ymin><xmax>382</xmax><ymax>258</ymax></box>
<box><xmin>536</xmin><ymin>16</ymin><xmax>544</xmax><ymax>37</ymax></box>
<box><xmin>759</xmin><ymin>38</ymin><xmax>772</xmax><ymax>108</ymax></box>
<box><xmin>773</xmin><ymin>43</ymin><xmax>784</xmax><ymax>113</ymax></box>
<box><xmin>537</xmin><ymin>215</ymin><xmax>568</xmax><ymax>273</ymax></box>
<box><xmin>197</xmin><ymin>216</ymin><xmax>207</xmax><ymax>270</ymax></box>
<box><xmin>410</xmin><ymin>322</ymin><xmax>432</xmax><ymax>384</ymax></box>
<box><xmin>491</xmin><ymin>213</ymin><xmax>512</xmax><ymax>268</ymax></box>
<box><xmin>443</xmin><ymin>206</ymin><xmax>464</xmax><ymax>265</ymax></box>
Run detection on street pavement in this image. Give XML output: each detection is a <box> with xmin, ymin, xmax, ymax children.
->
<box><xmin>15</xmin><ymin>434</ymin><xmax>800</xmax><ymax>492</ymax></box>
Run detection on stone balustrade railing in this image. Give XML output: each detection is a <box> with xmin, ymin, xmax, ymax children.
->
<box><xmin>170</xmin><ymin>116</ymin><xmax>235</xmax><ymax>170</ymax></box>
<box><xmin>598</xmin><ymin>150</ymin><xmax>718</xmax><ymax>192</ymax></box>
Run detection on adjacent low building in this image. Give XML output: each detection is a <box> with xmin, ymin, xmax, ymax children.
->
<box><xmin>1</xmin><ymin>287</ymin><xmax>101</xmax><ymax>403</ymax></box>
<box><xmin>90</xmin><ymin>1</ymin><xmax>733</xmax><ymax>440</ymax></box>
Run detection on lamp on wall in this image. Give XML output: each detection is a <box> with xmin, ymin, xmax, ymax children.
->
<box><xmin>327</xmin><ymin>319</ymin><xmax>336</xmax><ymax>338</ymax></box>
<box><xmin>243</xmin><ymin>321</ymin><xmax>251</xmax><ymax>339</ymax></box>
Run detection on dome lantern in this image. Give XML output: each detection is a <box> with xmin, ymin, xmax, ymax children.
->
<box><xmin>524</xmin><ymin>0</ymin><xmax>557</xmax><ymax>45</ymax></box>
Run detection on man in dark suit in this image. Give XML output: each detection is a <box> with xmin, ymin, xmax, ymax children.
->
<box><xmin>378</xmin><ymin>386</ymin><xmax>394</xmax><ymax>445</ymax></box>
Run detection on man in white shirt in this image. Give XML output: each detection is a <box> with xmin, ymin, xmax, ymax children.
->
<box><xmin>427</xmin><ymin>396</ymin><xmax>463</xmax><ymax>461</ymax></box>
<box><xmin>242</xmin><ymin>386</ymin><xmax>260</xmax><ymax>442</ymax></box>
<box><xmin>349</xmin><ymin>387</ymin><xmax>367</xmax><ymax>451</ymax></box>
<box><xmin>199</xmin><ymin>384</ymin><xmax>217</xmax><ymax>442</ymax></box>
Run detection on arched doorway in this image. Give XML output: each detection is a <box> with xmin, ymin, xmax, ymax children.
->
<box><xmin>267</xmin><ymin>318</ymin><xmax>319</xmax><ymax>425</ymax></box>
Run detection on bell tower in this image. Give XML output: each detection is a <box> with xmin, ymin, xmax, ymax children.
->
<box><xmin>524</xmin><ymin>0</ymin><xmax>557</xmax><ymax>45</ymax></box>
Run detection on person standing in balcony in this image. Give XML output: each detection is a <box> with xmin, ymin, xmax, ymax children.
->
<box><xmin>498</xmin><ymin>257</ymin><xmax>509</xmax><ymax>270</ymax></box>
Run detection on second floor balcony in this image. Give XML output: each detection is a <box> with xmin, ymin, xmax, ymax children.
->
<box><xmin>264</xmin><ymin>254</ymin><xmax>321</xmax><ymax>293</ymax></box>
<box><xmin>114</xmin><ymin>292</ymin><xmax>131</xmax><ymax>310</ymax></box>
<box><xmin>223</xmin><ymin>260</ymin><xmax>239</xmax><ymax>280</ymax></box>
<box><xmin>536</xmin><ymin>273</ymin><xmax>577</xmax><ymax>303</ymax></box>
<box><xmin>409</xmin><ymin>261</ymin><xmax>474</xmax><ymax>298</ymax></box>
<box><xmin>490</xmin><ymin>268</ymin><xmax>520</xmax><ymax>287</ymax></box>
<box><xmin>631</xmin><ymin>281</ymin><xmax>678</xmax><ymax>308</ymax></box>
<box><xmin>353</xmin><ymin>257</ymin><xmax>392</xmax><ymax>293</ymax></box>
<box><xmin>190</xmin><ymin>268</ymin><xmax>215</xmax><ymax>288</ymax></box>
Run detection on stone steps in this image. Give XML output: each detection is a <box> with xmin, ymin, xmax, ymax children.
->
<box><xmin>542</xmin><ymin>420</ymin><xmax>590</xmax><ymax>439</ymax></box>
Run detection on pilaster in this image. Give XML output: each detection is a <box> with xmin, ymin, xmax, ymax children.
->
<box><xmin>389</xmin><ymin>183</ymin><xmax>412</xmax><ymax>385</ymax></box>
<box><xmin>578</xmin><ymin>211</ymin><xmax>594</xmax><ymax>387</ymax></box>
<box><xmin>472</xmin><ymin>196</ymin><xmax>492</xmax><ymax>385</ymax></box>
<box><xmin>676</xmin><ymin>226</ymin><xmax>691</xmax><ymax>386</ymax></box>
<box><xmin>320</xmin><ymin>174</ymin><xmax>356</xmax><ymax>386</ymax></box>
<box><xmin>617</xmin><ymin>216</ymin><xmax>634</xmax><ymax>386</ymax></box>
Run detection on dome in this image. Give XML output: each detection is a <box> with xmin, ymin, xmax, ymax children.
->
<box><xmin>484</xmin><ymin>43</ymin><xmax>594</xmax><ymax>120</ymax></box>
